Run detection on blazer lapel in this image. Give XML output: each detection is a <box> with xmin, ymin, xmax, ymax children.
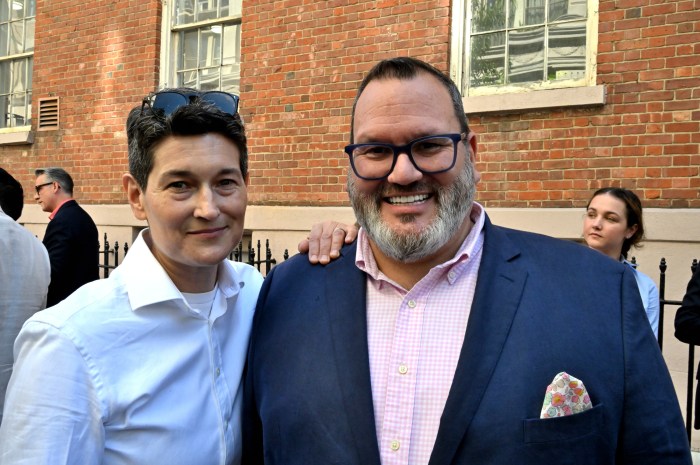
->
<box><xmin>429</xmin><ymin>217</ymin><xmax>528</xmax><ymax>465</ymax></box>
<box><xmin>324</xmin><ymin>242</ymin><xmax>382</xmax><ymax>465</ymax></box>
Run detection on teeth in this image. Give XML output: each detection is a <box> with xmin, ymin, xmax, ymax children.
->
<box><xmin>387</xmin><ymin>194</ymin><xmax>429</xmax><ymax>205</ymax></box>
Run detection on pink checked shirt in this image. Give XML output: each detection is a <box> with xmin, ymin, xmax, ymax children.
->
<box><xmin>355</xmin><ymin>203</ymin><xmax>485</xmax><ymax>465</ymax></box>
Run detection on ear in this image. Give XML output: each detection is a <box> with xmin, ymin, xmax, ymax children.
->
<box><xmin>244</xmin><ymin>173</ymin><xmax>250</xmax><ymax>187</ymax></box>
<box><xmin>625</xmin><ymin>223</ymin><xmax>638</xmax><ymax>240</ymax></box>
<box><xmin>122</xmin><ymin>173</ymin><xmax>147</xmax><ymax>221</ymax></box>
<box><xmin>467</xmin><ymin>131</ymin><xmax>481</xmax><ymax>184</ymax></box>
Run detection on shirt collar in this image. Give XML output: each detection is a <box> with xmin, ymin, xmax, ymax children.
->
<box><xmin>120</xmin><ymin>229</ymin><xmax>242</xmax><ymax>312</ymax></box>
<box><xmin>49</xmin><ymin>199</ymin><xmax>72</xmax><ymax>220</ymax></box>
<box><xmin>355</xmin><ymin>202</ymin><xmax>486</xmax><ymax>281</ymax></box>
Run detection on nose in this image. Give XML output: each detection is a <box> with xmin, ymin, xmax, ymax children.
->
<box><xmin>194</xmin><ymin>187</ymin><xmax>220</xmax><ymax>220</ymax></box>
<box><xmin>386</xmin><ymin>152</ymin><xmax>422</xmax><ymax>185</ymax></box>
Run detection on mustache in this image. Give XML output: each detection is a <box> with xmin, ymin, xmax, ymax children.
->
<box><xmin>378</xmin><ymin>182</ymin><xmax>434</xmax><ymax>197</ymax></box>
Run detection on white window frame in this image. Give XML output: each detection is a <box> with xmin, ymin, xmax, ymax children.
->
<box><xmin>450</xmin><ymin>0</ymin><xmax>605</xmax><ymax>113</ymax></box>
<box><xmin>159</xmin><ymin>0</ymin><xmax>242</xmax><ymax>92</ymax></box>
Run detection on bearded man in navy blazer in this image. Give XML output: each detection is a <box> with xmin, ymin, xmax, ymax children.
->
<box><xmin>243</xmin><ymin>57</ymin><xmax>691</xmax><ymax>464</ymax></box>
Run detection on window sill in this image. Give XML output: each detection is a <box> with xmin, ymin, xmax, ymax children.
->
<box><xmin>463</xmin><ymin>85</ymin><xmax>606</xmax><ymax>115</ymax></box>
<box><xmin>0</xmin><ymin>130</ymin><xmax>34</xmax><ymax>145</ymax></box>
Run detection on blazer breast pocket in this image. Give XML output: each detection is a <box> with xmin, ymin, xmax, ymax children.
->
<box><xmin>521</xmin><ymin>404</ymin><xmax>611</xmax><ymax>463</ymax></box>
<box><xmin>523</xmin><ymin>403</ymin><xmax>604</xmax><ymax>444</ymax></box>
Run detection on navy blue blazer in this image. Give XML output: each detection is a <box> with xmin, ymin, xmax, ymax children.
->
<box><xmin>243</xmin><ymin>216</ymin><xmax>690</xmax><ymax>465</ymax></box>
<box><xmin>43</xmin><ymin>199</ymin><xmax>99</xmax><ymax>307</ymax></box>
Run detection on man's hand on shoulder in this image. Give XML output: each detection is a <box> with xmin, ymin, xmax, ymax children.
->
<box><xmin>299</xmin><ymin>221</ymin><xmax>359</xmax><ymax>265</ymax></box>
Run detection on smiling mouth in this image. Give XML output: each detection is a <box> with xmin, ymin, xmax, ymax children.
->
<box><xmin>385</xmin><ymin>194</ymin><xmax>431</xmax><ymax>205</ymax></box>
<box><xmin>189</xmin><ymin>227</ymin><xmax>227</xmax><ymax>235</ymax></box>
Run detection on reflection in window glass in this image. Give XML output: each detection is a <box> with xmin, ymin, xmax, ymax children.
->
<box><xmin>468</xmin><ymin>0</ymin><xmax>588</xmax><ymax>89</ymax></box>
<box><xmin>548</xmin><ymin>21</ymin><xmax>586</xmax><ymax>81</ymax></box>
<box><xmin>175</xmin><ymin>0</ymin><xmax>195</xmax><ymax>25</ymax></box>
<box><xmin>471</xmin><ymin>0</ymin><xmax>505</xmax><ymax>33</ymax></box>
<box><xmin>0</xmin><ymin>0</ymin><xmax>34</xmax><ymax>128</ymax></box>
<box><xmin>470</xmin><ymin>32</ymin><xmax>505</xmax><ymax>87</ymax></box>
<box><xmin>508</xmin><ymin>27</ymin><xmax>544</xmax><ymax>83</ymax></box>
<box><xmin>199</xmin><ymin>26</ymin><xmax>221</xmax><ymax>68</ymax></box>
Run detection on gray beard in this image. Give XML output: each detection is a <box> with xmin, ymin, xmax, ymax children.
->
<box><xmin>348</xmin><ymin>161</ymin><xmax>476</xmax><ymax>263</ymax></box>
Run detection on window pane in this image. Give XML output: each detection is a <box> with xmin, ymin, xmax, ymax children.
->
<box><xmin>10</xmin><ymin>0</ymin><xmax>24</xmax><ymax>20</ymax></box>
<box><xmin>0</xmin><ymin>23</ymin><xmax>8</xmax><ymax>56</ymax></box>
<box><xmin>10</xmin><ymin>56</ymin><xmax>25</xmax><ymax>93</ymax></box>
<box><xmin>175</xmin><ymin>0</ymin><xmax>195</xmax><ymax>25</ymax></box>
<box><xmin>508</xmin><ymin>27</ymin><xmax>544</xmax><ymax>83</ymax></box>
<box><xmin>472</xmin><ymin>0</ymin><xmax>506</xmax><ymax>33</ymax></box>
<box><xmin>8</xmin><ymin>20</ymin><xmax>21</xmax><ymax>54</ymax></box>
<box><xmin>197</xmin><ymin>0</ymin><xmax>218</xmax><ymax>22</ymax></box>
<box><xmin>222</xmin><ymin>23</ymin><xmax>239</xmax><ymax>65</ymax></box>
<box><xmin>220</xmin><ymin>0</ymin><xmax>229</xmax><ymax>17</ymax></box>
<box><xmin>182</xmin><ymin>29</ymin><xmax>198</xmax><ymax>70</ymax></box>
<box><xmin>26</xmin><ymin>0</ymin><xmax>35</xmax><ymax>17</ymax></box>
<box><xmin>470</xmin><ymin>31</ymin><xmax>505</xmax><ymax>86</ymax></box>
<box><xmin>199</xmin><ymin>26</ymin><xmax>221</xmax><ymax>68</ymax></box>
<box><xmin>221</xmin><ymin>63</ymin><xmax>239</xmax><ymax>93</ymax></box>
<box><xmin>510</xmin><ymin>0</ymin><xmax>545</xmax><ymax>27</ymax></box>
<box><xmin>179</xmin><ymin>69</ymin><xmax>197</xmax><ymax>88</ymax></box>
<box><xmin>24</xmin><ymin>16</ymin><xmax>33</xmax><ymax>51</ymax></box>
<box><xmin>550</xmin><ymin>0</ymin><xmax>587</xmax><ymax>22</ymax></box>
<box><xmin>548</xmin><ymin>20</ymin><xmax>586</xmax><ymax>80</ymax></box>
<box><xmin>0</xmin><ymin>0</ymin><xmax>9</xmax><ymax>22</ymax></box>
<box><xmin>0</xmin><ymin>60</ymin><xmax>8</xmax><ymax>93</ymax></box>
<box><xmin>8</xmin><ymin>92</ymin><xmax>27</xmax><ymax>126</ymax></box>
<box><xmin>0</xmin><ymin>95</ymin><xmax>8</xmax><ymax>128</ymax></box>
<box><xmin>199</xmin><ymin>67</ymin><xmax>220</xmax><ymax>91</ymax></box>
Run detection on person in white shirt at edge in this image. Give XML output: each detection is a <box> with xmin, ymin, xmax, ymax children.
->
<box><xmin>0</xmin><ymin>88</ymin><xmax>349</xmax><ymax>465</ymax></box>
<box><xmin>0</xmin><ymin>168</ymin><xmax>51</xmax><ymax>426</ymax></box>
<box><xmin>582</xmin><ymin>187</ymin><xmax>660</xmax><ymax>338</ymax></box>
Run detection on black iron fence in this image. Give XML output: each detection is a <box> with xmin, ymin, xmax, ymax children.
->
<box><xmin>97</xmin><ymin>233</ymin><xmax>288</xmax><ymax>278</ymax></box>
<box><xmin>646</xmin><ymin>256</ymin><xmax>698</xmax><ymax>443</ymax></box>
<box><xmin>97</xmin><ymin>236</ymin><xmax>700</xmax><ymax>442</ymax></box>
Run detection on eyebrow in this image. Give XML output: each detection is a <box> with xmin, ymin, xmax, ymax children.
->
<box><xmin>160</xmin><ymin>167</ymin><xmax>242</xmax><ymax>179</ymax></box>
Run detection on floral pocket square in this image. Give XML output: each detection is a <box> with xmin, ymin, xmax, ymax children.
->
<box><xmin>540</xmin><ymin>372</ymin><xmax>592</xmax><ymax>418</ymax></box>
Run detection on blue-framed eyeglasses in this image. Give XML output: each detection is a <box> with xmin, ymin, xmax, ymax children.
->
<box><xmin>140</xmin><ymin>90</ymin><xmax>239</xmax><ymax>117</ymax></box>
<box><xmin>344</xmin><ymin>133</ymin><xmax>467</xmax><ymax>181</ymax></box>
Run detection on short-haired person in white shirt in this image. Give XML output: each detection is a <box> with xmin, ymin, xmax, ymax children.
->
<box><xmin>0</xmin><ymin>168</ymin><xmax>51</xmax><ymax>425</ymax></box>
<box><xmin>0</xmin><ymin>89</ymin><xmax>259</xmax><ymax>465</ymax></box>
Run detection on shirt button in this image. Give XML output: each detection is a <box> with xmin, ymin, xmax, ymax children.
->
<box><xmin>216</xmin><ymin>368</ymin><xmax>221</xmax><ymax>376</ymax></box>
<box><xmin>448</xmin><ymin>271</ymin><xmax>456</xmax><ymax>280</ymax></box>
<box><xmin>407</xmin><ymin>300</ymin><xmax>416</xmax><ymax>308</ymax></box>
<box><xmin>390</xmin><ymin>440</ymin><xmax>400</xmax><ymax>451</ymax></box>
<box><xmin>398</xmin><ymin>364</ymin><xmax>408</xmax><ymax>375</ymax></box>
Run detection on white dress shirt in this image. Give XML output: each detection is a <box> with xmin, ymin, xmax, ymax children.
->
<box><xmin>0</xmin><ymin>229</ymin><xmax>262</xmax><ymax>465</ymax></box>
<box><xmin>0</xmin><ymin>208</ymin><xmax>51</xmax><ymax>424</ymax></box>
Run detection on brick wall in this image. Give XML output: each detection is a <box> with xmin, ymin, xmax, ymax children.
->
<box><xmin>0</xmin><ymin>0</ymin><xmax>161</xmax><ymax>204</ymax></box>
<box><xmin>241</xmin><ymin>0</ymin><xmax>452</xmax><ymax>205</ymax></box>
<box><xmin>473</xmin><ymin>0</ymin><xmax>700</xmax><ymax>208</ymax></box>
<box><xmin>1</xmin><ymin>0</ymin><xmax>698</xmax><ymax>209</ymax></box>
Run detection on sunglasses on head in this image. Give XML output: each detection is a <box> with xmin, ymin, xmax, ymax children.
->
<box><xmin>140</xmin><ymin>90</ymin><xmax>239</xmax><ymax>117</ymax></box>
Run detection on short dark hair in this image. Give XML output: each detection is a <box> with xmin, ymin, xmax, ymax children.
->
<box><xmin>350</xmin><ymin>57</ymin><xmax>470</xmax><ymax>142</ymax></box>
<box><xmin>34</xmin><ymin>167</ymin><xmax>74</xmax><ymax>196</ymax></box>
<box><xmin>0</xmin><ymin>168</ymin><xmax>24</xmax><ymax>220</ymax></box>
<box><xmin>126</xmin><ymin>88</ymin><xmax>248</xmax><ymax>189</ymax></box>
<box><xmin>587</xmin><ymin>187</ymin><xmax>645</xmax><ymax>259</ymax></box>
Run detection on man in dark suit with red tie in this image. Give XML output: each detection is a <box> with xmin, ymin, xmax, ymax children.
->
<box><xmin>34</xmin><ymin>167</ymin><xmax>99</xmax><ymax>306</ymax></box>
